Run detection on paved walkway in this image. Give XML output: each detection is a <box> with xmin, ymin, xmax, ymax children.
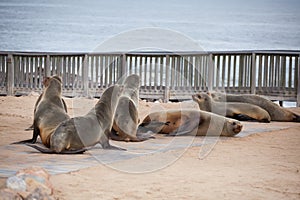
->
<box><xmin>0</xmin><ymin>122</ymin><xmax>294</xmax><ymax>177</ymax></box>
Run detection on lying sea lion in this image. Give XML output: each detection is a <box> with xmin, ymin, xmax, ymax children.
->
<box><xmin>110</xmin><ymin>74</ymin><xmax>153</xmax><ymax>142</ymax></box>
<box><xmin>192</xmin><ymin>92</ymin><xmax>271</xmax><ymax>123</ymax></box>
<box><xmin>12</xmin><ymin>75</ymin><xmax>69</xmax><ymax>145</ymax></box>
<box><xmin>26</xmin><ymin>85</ymin><xmax>124</xmax><ymax>154</ymax></box>
<box><xmin>138</xmin><ymin>109</ymin><xmax>243</xmax><ymax>137</ymax></box>
<box><xmin>211</xmin><ymin>92</ymin><xmax>300</xmax><ymax>122</ymax></box>
<box><xmin>24</xmin><ymin>76</ymin><xmax>68</xmax><ymax>131</ymax></box>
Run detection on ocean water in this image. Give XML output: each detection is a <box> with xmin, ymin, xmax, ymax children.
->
<box><xmin>0</xmin><ymin>0</ymin><xmax>299</xmax><ymax>52</ymax></box>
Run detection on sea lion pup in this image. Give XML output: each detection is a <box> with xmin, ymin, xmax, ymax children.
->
<box><xmin>26</xmin><ymin>85</ymin><xmax>124</xmax><ymax>154</ymax></box>
<box><xmin>12</xmin><ymin>75</ymin><xmax>69</xmax><ymax>145</ymax></box>
<box><xmin>110</xmin><ymin>74</ymin><xmax>153</xmax><ymax>142</ymax></box>
<box><xmin>24</xmin><ymin>76</ymin><xmax>68</xmax><ymax>131</ymax></box>
<box><xmin>138</xmin><ymin>109</ymin><xmax>243</xmax><ymax>137</ymax></box>
<box><xmin>211</xmin><ymin>92</ymin><xmax>300</xmax><ymax>122</ymax></box>
<box><xmin>192</xmin><ymin>92</ymin><xmax>271</xmax><ymax>123</ymax></box>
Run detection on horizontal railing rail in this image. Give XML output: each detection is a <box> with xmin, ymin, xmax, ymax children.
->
<box><xmin>0</xmin><ymin>50</ymin><xmax>299</xmax><ymax>106</ymax></box>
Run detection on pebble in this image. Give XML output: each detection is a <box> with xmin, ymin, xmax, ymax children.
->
<box><xmin>6</xmin><ymin>176</ymin><xmax>26</xmax><ymax>192</ymax></box>
<box><xmin>0</xmin><ymin>167</ymin><xmax>55</xmax><ymax>200</ymax></box>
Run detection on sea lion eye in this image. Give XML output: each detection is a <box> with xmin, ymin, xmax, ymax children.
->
<box><xmin>232</xmin><ymin>122</ymin><xmax>236</xmax><ymax>125</ymax></box>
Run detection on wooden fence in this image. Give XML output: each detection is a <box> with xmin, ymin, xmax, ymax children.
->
<box><xmin>0</xmin><ymin>50</ymin><xmax>299</xmax><ymax>106</ymax></box>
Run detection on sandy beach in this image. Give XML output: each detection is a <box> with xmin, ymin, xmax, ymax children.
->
<box><xmin>0</xmin><ymin>94</ymin><xmax>299</xmax><ymax>200</ymax></box>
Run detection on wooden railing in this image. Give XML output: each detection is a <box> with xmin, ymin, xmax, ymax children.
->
<box><xmin>0</xmin><ymin>50</ymin><xmax>299</xmax><ymax>106</ymax></box>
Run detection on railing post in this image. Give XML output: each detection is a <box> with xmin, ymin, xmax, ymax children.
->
<box><xmin>6</xmin><ymin>54</ymin><xmax>14</xmax><ymax>96</ymax></box>
<box><xmin>121</xmin><ymin>53</ymin><xmax>127</xmax><ymax>76</ymax></box>
<box><xmin>250</xmin><ymin>52</ymin><xmax>256</xmax><ymax>94</ymax></box>
<box><xmin>207</xmin><ymin>53</ymin><xmax>214</xmax><ymax>91</ymax></box>
<box><xmin>45</xmin><ymin>55</ymin><xmax>51</xmax><ymax>76</ymax></box>
<box><xmin>83</xmin><ymin>54</ymin><xmax>89</xmax><ymax>97</ymax></box>
<box><xmin>164</xmin><ymin>55</ymin><xmax>170</xmax><ymax>102</ymax></box>
<box><xmin>297</xmin><ymin>54</ymin><xmax>300</xmax><ymax>107</ymax></box>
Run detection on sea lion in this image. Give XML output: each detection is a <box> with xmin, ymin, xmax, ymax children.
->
<box><xmin>211</xmin><ymin>92</ymin><xmax>300</xmax><ymax>122</ymax></box>
<box><xmin>24</xmin><ymin>76</ymin><xmax>68</xmax><ymax>131</ymax></box>
<box><xmin>138</xmin><ymin>109</ymin><xmax>243</xmax><ymax>137</ymax></box>
<box><xmin>12</xmin><ymin>75</ymin><xmax>69</xmax><ymax>145</ymax></box>
<box><xmin>192</xmin><ymin>92</ymin><xmax>271</xmax><ymax>123</ymax></box>
<box><xmin>26</xmin><ymin>85</ymin><xmax>124</xmax><ymax>154</ymax></box>
<box><xmin>110</xmin><ymin>74</ymin><xmax>153</xmax><ymax>142</ymax></box>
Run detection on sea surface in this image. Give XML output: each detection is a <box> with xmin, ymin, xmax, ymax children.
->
<box><xmin>0</xmin><ymin>0</ymin><xmax>299</xmax><ymax>52</ymax></box>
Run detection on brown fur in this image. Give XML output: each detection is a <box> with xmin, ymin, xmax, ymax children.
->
<box><xmin>13</xmin><ymin>75</ymin><xmax>68</xmax><ymax>145</ymax></box>
<box><xmin>23</xmin><ymin>75</ymin><xmax>69</xmax><ymax>147</ymax></box>
<box><xmin>138</xmin><ymin>109</ymin><xmax>243</xmax><ymax>137</ymax></box>
<box><xmin>24</xmin><ymin>76</ymin><xmax>67</xmax><ymax>132</ymax></box>
<box><xmin>110</xmin><ymin>74</ymin><xmax>154</xmax><ymax>142</ymax></box>
<box><xmin>192</xmin><ymin>93</ymin><xmax>271</xmax><ymax>123</ymax></box>
<box><xmin>26</xmin><ymin>85</ymin><xmax>124</xmax><ymax>153</ymax></box>
<box><xmin>211</xmin><ymin>92</ymin><xmax>300</xmax><ymax>122</ymax></box>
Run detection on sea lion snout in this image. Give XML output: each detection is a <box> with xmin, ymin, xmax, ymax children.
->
<box><xmin>232</xmin><ymin>121</ymin><xmax>243</xmax><ymax>133</ymax></box>
<box><xmin>192</xmin><ymin>94</ymin><xmax>203</xmax><ymax>102</ymax></box>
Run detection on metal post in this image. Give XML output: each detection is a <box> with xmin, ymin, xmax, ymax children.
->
<box><xmin>6</xmin><ymin>54</ymin><xmax>14</xmax><ymax>96</ymax></box>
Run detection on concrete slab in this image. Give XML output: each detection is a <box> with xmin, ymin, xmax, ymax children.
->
<box><xmin>0</xmin><ymin>121</ymin><xmax>297</xmax><ymax>177</ymax></box>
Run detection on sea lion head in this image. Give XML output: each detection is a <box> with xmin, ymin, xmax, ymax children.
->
<box><xmin>211</xmin><ymin>92</ymin><xmax>226</xmax><ymax>101</ymax></box>
<box><xmin>43</xmin><ymin>75</ymin><xmax>63</xmax><ymax>97</ymax></box>
<box><xmin>124</xmin><ymin>74</ymin><xmax>140</xmax><ymax>89</ymax></box>
<box><xmin>223</xmin><ymin>119</ymin><xmax>243</xmax><ymax>136</ymax></box>
<box><xmin>43</xmin><ymin>75</ymin><xmax>62</xmax><ymax>87</ymax></box>
<box><xmin>123</xmin><ymin>74</ymin><xmax>140</xmax><ymax>106</ymax></box>
<box><xmin>51</xmin><ymin>120</ymin><xmax>75</xmax><ymax>153</ymax></box>
<box><xmin>192</xmin><ymin>93</ymin><xmax>212</xmax><ymax>111</ymax></box>
<box><xmin>43</xmin><ymin>77</ymin><xmax>51</xmax><ymax>87</ymax></box>
<box><xmin>96</xmin><ymin>84</ymin><xmax>123</xmax><ymax>113</ymax></box>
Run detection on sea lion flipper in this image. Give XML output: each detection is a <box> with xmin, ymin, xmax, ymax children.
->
<box><xmin>104</xmin><ymin>144</ymin><xmax>127</xmax><ymax>151</ymax></box>
<box><xmin>138</xmin><ymin>121</ymin><xmax>169</xmax><ymax>133</ymax></box>
<box><xmin>26</xmin><ymin>144</ymin><xmax>55</xmax><ymax>153</ymax></box>
<box><xmin>101</xmin><ymin>140</ymin><xmax>126</xmax><ymax>151</ymax></box>
<box><xmin>11</xmin><ymin>138</ymin><xmax>35</xmax><ymax>145</ymax></box>
<box><xmin>169</xmin><ymin>119</ymin><xmax>199</xmax><ymax>136</ymax></box>
<box><xmin>61</xmin><ymin>98</ymin><xmax>68</xmax><ymax>113</ymax></box>
<box><xmin>26</xmin><ymin>144</ymin><xmax>87</xmax><ymax>154</ymax></box>
<box><xmin>24</xmin><ymin>124</ymin><xmax>34</xmax><ymax>131</ymax></box>
<box><xmin>232</xmin><ymin>114</ymin><xmax>255</xmax><ymax>121</ymax></box>
<box><xmin>168</xmin><ymin>130</ymin><xmax>191</xmax><ymax>136</ymax></box>
<box><xmin>136</xmin><ymin>131</ymin><xmax>156</xmax><ymax>140</ymax></box>
<box><xmin>11</xmin><ymin>128</ymin><xmax>39</xmax><ymax>144</ymax></box>
<box><xmin>292</xmin><ymin>114</ymin><xmax>300</xmax><ymax>122</ymax></box>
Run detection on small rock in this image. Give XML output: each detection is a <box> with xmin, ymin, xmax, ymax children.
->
<box><xmin>0</xmin><ymin>188</ymin><xmax>22</xmax><ymax>200</ymax></box>
<box><xmin>25</xmin><ymin>187</ymin><xmax>55</xmax><ymax>200</ymax></box>
<box><xmin>6</xmin><ymin>176</ymin><xmax>26</xmax><ymax>192</ymax></box>
<box><xmin>25</xmin><ymin>176</ymin><xmax>53</xmax><ymax>195</ymax></box>
<box><xmin>16</xmin><ymin>167</ymin><xmax>53</xmax><ymax>195</ymax></box>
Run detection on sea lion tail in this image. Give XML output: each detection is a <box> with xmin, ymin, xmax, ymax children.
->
<box><xmin>26</xmin><ymin>144</ymin><xmax>87</xmax><ymax>154</ymax></box>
